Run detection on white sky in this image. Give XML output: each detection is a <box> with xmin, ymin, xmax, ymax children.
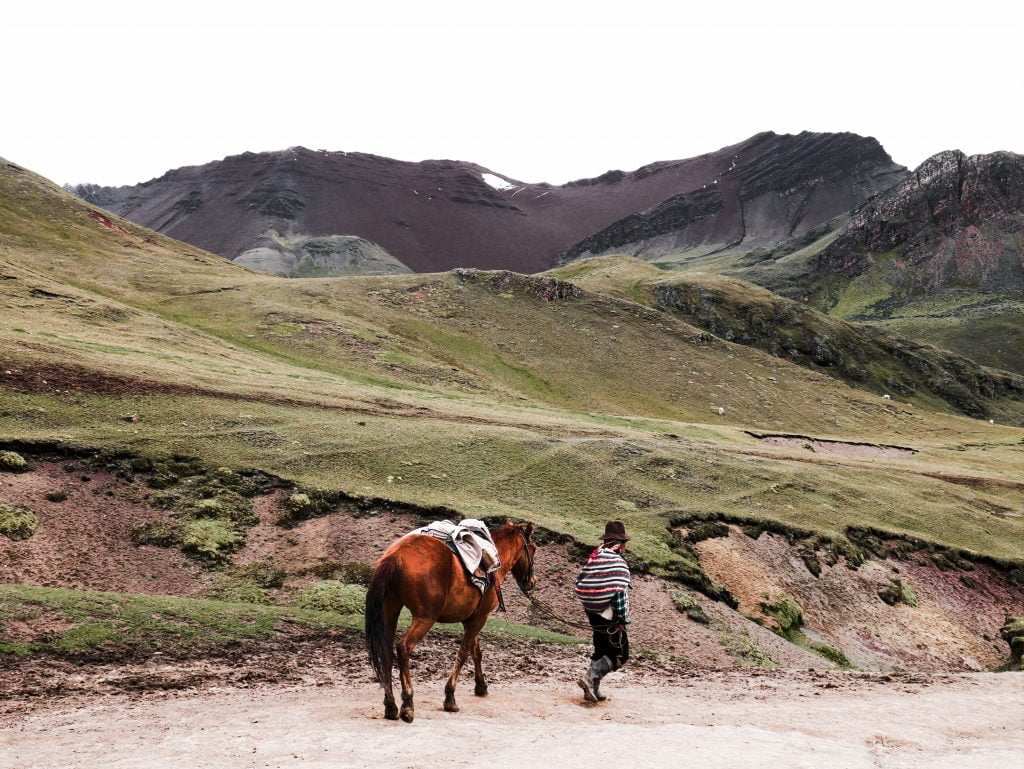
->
<box><xmin>4</xmin><ymin>0</ymin><xmax>1022</xmax><ymax>186</ymax></box>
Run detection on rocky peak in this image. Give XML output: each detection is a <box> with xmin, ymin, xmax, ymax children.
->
<box><xmin>817</xmin><ymin>150</ymin><xmax>1024</xmax><ymax>284</ymax></box>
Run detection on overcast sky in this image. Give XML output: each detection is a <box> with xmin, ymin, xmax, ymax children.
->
<box><xmin>5</xmin><ymin>0</ymin><xmax>1022</xmax><ymax>186</ymax></box>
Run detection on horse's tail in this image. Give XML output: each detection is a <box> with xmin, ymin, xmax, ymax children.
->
<box><xmin>365</xmin><ymin>555</ymin><xmax>399</xmax><ymax>689</ymax></box>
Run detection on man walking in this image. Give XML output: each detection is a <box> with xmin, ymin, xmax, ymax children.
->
<box><xmin>574</xmin><ymin>521</ymin><xmax>632</xmax><ymax>702</ymax></box>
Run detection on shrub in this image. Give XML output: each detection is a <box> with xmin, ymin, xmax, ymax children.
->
<box><xmin>44</xmin><ymin>490</ymin><xmax>69</xmax><ymax>503</ymax></box>
<box><xmin>1000</xmin><ymin>616</ymin><xmax>1024</xmax><ymax>668</ymax></box>
<box><xmin>760</xmin><ymin>595</ymin><xmax>804</xmax><ymax>641</ymax></box>
<box><xmin>294</xmin><ymin>581</ymin><xmax>367</xmax><ymax>615</ymax></box>
<box><xmin>0</xmin><ymin>451</ymin><xmax>27</xmax><ymax>473</ymax></box>
<box><xmin>878</xmin><ymin>578</ymin><xmax>918</xmax><ymax>607</ymax></box>
<box><xmin>670</xmin><ymin>589</ymin><xmax>710</xmax><ymax>624</ymax></box>
<box><xmin>181</xmin><ymin>520</ymin><xmax>243</xmax><ymax>563</ymax></box>
<box><xmin>0</xmin><ymin>503</ymin><xmax>38</xmax><ymax>540</ymax></box>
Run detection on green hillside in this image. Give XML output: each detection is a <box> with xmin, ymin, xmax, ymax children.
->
<box><xmin>2</xmin><ymin>159</ymin><xmax>1023</xmax><ymax>568</ymax></box>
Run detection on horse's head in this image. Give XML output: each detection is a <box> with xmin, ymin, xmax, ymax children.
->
<box><xmin>507</xmin><ymin>521</ymin><xmax>537</xmax><ymax>594</ymax></box>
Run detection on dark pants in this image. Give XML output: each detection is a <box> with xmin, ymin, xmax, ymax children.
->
<box><xmin>586</xmin><ymin>611</ymin><xmax>629</xmax><ymax>670</ymax></box>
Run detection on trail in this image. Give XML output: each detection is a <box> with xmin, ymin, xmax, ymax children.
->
<box><xmin>2</xmin><ymin>673</ymin><xmax>1021</xmax><ymax>769</ymax></box>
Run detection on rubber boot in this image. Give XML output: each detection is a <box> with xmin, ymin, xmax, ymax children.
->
<box><xmin>591</xmin><ymin>655</ymin><xmax>614</xmax><ymax>701</ymax></box>
<box><xmin>578</xmin><ymin>656</ymin><xmax>613</xmax><ymax>703</ymax></box>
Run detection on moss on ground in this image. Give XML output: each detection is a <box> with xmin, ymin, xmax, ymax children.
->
<box><xmin>760</xmin><ymin>594</ymin><xmax>853</xmax><ymax>668</ymax></box>
<box><xmin>760</xmin><ymin>596</ymin><xmax>805</xmax><ymax>642</ymax></box>
<box><xmin>0</xmin><ymin>450</ymin><xmax>27</xmax><ymax>472</ymax></box>
<box><xmin>181</xmin><ymin>520</ymin><xmax>243</xmax><ymax>563</ymax></box>
<box><xmin>0</xmin><ymin>584</ymin><xmax>579</xmax><ymax>658</ymax></box>
<box><xmin>294</xmin><ymin>581</ymin><xmax>367</xmax><ymax>615</ymax></box>
<box><xmin>670</xmin><ymin>589</ymin><xmax>710</xmax><ymax>624</ymax></box>
<box><xmin>878</xmin><ymin>578</ymin><xmax>918</xmax><ymax>607</ymax></box>
<box><xmin>999</xmin><ymin>616</ymin><xmax>1024</xmax><ymax>669</ymax></box>
<box><xmin>205</xmin><ymin>561</ymin><xmax>286</xmax><ymax>605</ymax></box>
<box><xmin>295</xmin><ymin>561</ymin><xmax>374</xmax><ymax>585</ymax></box>
<box><xmin>0</xmin><ymin>503</ymin><xmax>38</xmax><ymax>540</ymax></box>
<box><xmin>0</xmin><ymin>584</ymin><xmax>355</xmax><ymax>657</ymax></box>
<box><xmin>716</xmin><ymin>622</ymin><xmax>777</xmax><ymax>668</ymax></box>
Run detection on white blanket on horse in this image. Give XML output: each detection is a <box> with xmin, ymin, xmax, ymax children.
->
<box><xmin>407</xmin><ymin>519</ymin><xmax>499</xmax><ymax>592</ymax></box>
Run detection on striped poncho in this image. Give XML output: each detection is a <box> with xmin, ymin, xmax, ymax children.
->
<box><xmin>575</xmin><ymin>546</ymin><xmax>632</xmax><ymax>621</ymax></box>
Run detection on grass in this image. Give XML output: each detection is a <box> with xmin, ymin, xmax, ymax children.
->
<box><xmin>0</xmin><ymin>584</ymin><xmax>356</xmax><ymax>657</ymax></box>
<box><xmin>294</xmin><ymin>581</ymin><xmax>367</xmax><ymax>614</ymax></box>
<box><xmin>0</xmin><ymin>503</ymin><xmax>38</xmax><ymax>540</ymax></box>
<box><xmin>824</xmin><ymin>250</ymin><xmax>898</xmax><ymax>320</ymax></box>
<box><xmin>0</xmin><ymin>161</ymin><xmax>1022</xmax><ymax>580</ymax></box>
<box><xmin>0</xmin><ymin>584</ymin><xmax>580</xmax><ymax>658</ymax></box>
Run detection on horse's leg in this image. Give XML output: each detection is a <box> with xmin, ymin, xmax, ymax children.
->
<box><xmin>443</xmin><ymin>629</ymin><xmax>474</xmax><ymax>712</ymax></box>
<box><xmin>381</xmin><ymin>597</ymin><xmax>402</xmax><ymax>721</ymax></box>
<box><xmin>472</xmin><ymin>635</ymin><xmax>488</xmax><ymax>696</ymax></box>
<box><xmin>396</xmin><ymin>617</ymin><xmax>434</xmax><ymax>723</ymax></box>
<box><xmin>446</xmin><ymin>614</ymin><xmax>488</xmax><ymax>711</ymax></box>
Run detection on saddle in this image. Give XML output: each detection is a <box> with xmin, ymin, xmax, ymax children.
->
<box><xmin>407</xmin><ymin>519</ymin><xmax>500</xmax><ymax>594</ymax></box>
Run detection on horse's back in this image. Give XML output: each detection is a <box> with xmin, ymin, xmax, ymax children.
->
<box><xmin>379</xmin><ymin>534</ymin><xmax>483</xmax><ymax>621</ymax></box>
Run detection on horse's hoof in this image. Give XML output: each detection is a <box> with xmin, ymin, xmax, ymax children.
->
<box><xmin>399</xmin><ymin>708</ymin><xmax>414</xmax><ymax>723</ymax></box>
<box><xmin>384</xmin><ymin>705</ymin><xmax>399</xmax><ymax>721</ymax></box>
<box><xmin>474</xmin><ymin>682</ymin><xmax>488</xmax><ymax>697</ymax></box>
<box><xmin>578</xmin><ymin>677</ymin><xmax>598</xmax><ymax>704</ymax></box>
<box><xmin>443</xmin><ymin>700</ymin><xmax>460</xmax><ymax>713</ymax></box>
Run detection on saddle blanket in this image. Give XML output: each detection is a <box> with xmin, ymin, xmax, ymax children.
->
<box><xmin>407</xmin><ymin>519</ymin><xmax>500</xmax><ymax>593</ymax></box>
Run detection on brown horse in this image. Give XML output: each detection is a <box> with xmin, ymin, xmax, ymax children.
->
<box><xmin>364</xmin><ymin>521</ymin><xmax>537</xmax><ymax>722</ymax></box>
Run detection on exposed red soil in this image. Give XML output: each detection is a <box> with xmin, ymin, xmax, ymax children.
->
<box><xmin>3</xmin><ymin>461</ymin><xmax>1020</xmax><ymax>677</ymax></box>
<box><xmin>87</xmin><ymin>209</ymin><xmax>129</xmax><ymax>236</ymax></box>
<box><xmin>695</xmin><ymin>527</ymin><xmax>1024</xmax><ymax>671</ymax></box>
<box><xmin>0</xmin><ymin>462</ymin><xmax>202</xmax><ymax>595</ymax></box>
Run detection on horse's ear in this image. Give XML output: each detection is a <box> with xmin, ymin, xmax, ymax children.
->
<box><xmin>523</xmin><ymin>522</ymin><xmax>534</xmax><ymax>538</ymax></box>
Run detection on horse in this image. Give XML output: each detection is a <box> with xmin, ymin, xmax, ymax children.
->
<box><xmin>364</xmin><ymin>520</ymin><xmax>537</xmax><ymax>722</ymax></box>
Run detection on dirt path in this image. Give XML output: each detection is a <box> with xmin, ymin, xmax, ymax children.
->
<box><xmin>2</xmin><ymin>672</ymin><xmax>1021</xmax><ymax>769</ymax></box>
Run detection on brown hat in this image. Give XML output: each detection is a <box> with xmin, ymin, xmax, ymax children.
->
<box><xmin>601</xmin><ymin>520</ymin><xmax>630</xmax><ymax>542</ymax></box>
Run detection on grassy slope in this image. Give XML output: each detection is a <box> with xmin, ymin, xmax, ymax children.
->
<box><xmin>1</xmin><ymin>161</ymin><xmax>1023</xmax><ymax>567</ymax></box>
<box><xmin>547</xmin><ymin>257</ymin><xmax>1024</xmax><ymax>422</ymax></box>
<box><xmin>0</xmin><ymin>584</ymin><xmax>577</xmax><ymax>657</ymax></box>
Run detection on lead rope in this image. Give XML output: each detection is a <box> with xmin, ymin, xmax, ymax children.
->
<box><xmin>519</xmin><ymin>589</ymin><xmax>597</xmax><ymax>633</ymax></box>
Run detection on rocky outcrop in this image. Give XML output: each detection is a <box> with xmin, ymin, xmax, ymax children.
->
<box><xmin>560</xmin><ymin>132</ymin><xmax>906</xmax><ymax>265</ymax></box>
<box><xmin>68</xmin><ymin>133</ymin><xmax>904</xmax><ymax>275</ymax></box>
<box><xmin>232</xmin><ymin>231</ymin><xmax>410</xmax><ymax>277</ymax></box>
<box><xmin>814</xmin><ymin>150</ymin><xmax>1024</xmax><ymax>298</ymax></box>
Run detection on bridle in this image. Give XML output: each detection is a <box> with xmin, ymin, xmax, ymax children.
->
<box><xmin>496</xmin><ymin>526</ymin><xmax>535</xmax><ymax>613</ymax></box>
<box><xmin>513</xmin><ymin>527</ymin><xmax>535</xmax><ymax>595</ymax></box>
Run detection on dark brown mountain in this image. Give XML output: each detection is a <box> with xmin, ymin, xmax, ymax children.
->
<box><xmin>69</xmin><ymin>132</ymin><xmax>905</xmax><ymax>275</ymax></box>
<box><xmin>558</xmin><ymin>132</ymin><xmax>907</xmax><ymax>267</ymax></box>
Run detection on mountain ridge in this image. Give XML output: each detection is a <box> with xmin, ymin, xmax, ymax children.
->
<box><xmin>68</xmin><ymin>132</ymin><xmax>906</xmax><ymax>275</ymax></box>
